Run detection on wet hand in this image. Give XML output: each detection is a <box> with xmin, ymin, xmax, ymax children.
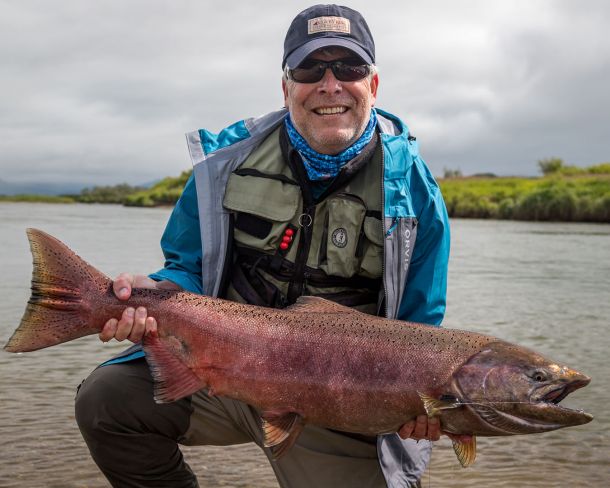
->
<box><xmin>98</xmin><ymin>273</ymin><xmax>165</xmax><ymax>343</ymax></box>
<box><xmin>398</xmin><ymin>415</ymin><xmax>441</xmax><ymax>441</ymax></box>
<box><xmin>100</xmin><ymin>306</ymin><xmax>158</xmax><ymax>343</ymax></box>
<box><xmin>398</xmin><ymin>415</ymin><xmax>472</xmax><ymax>443</ymax></box>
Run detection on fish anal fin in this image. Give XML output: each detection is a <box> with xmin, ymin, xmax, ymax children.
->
<box><xmin>286</xmin><ymin>296</ymin><xmax>355</xmax><ymax>315</ymax></box>
<box><xmin>261</xmin><ymin>411</ymin><xmax>304</xmax><ymax>459</ymax></box>
<box><xmin>452</xmin><ymin>435</ymin><xmax>477</xmax><ymax>468</ymax></box>
<box><xmin>142</xmin><ymin>330</ymin><xmax>205</xmax><ymax>403</ymax></box>
<box><xmin>418</xmin><ymin>392</ymin><xmax>460</xmax><ymax>417</ymax></box>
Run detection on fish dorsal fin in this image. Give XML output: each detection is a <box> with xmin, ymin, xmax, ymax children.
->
<box><xmin>418</xmin><ymin>392</ymin><xmax>461</xmax><ymax>417</ymax></box>
<box><xmin>286</xmin><ymin>296</ymin><xmax>356</xmax><ymax>315</ymax></box>
<box><xmin>452</xmin><ymin>435</ymin><xmax>477</xmax><ymax>467</ymax></box>
<box><xmin>261</xmin><ymin>412</ymin><xmax>304</xmax><ymax>459</ymax></box>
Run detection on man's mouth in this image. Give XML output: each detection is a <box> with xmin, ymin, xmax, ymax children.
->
<box><xmin>314</xmin><ymin>106</ymin><xmax>348</xmax><ymax>115</ymax></box>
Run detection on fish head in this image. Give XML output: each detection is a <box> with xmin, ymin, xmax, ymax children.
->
<box><xmin>444</xmin><ymin>341</ymin><xmax>593</xmax><ymax>435</ymax></box>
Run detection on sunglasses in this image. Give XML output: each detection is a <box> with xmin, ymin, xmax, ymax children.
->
<box><xmin>286</xmin><ymin>58</ymin><xmax>371</xmax><ymax>83</ymax></box>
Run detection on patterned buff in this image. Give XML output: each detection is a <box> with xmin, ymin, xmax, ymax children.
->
<box><xmin>284</xmin><ymin>109</ymin><xmax>378</xmax><ymax>181</ymax></box>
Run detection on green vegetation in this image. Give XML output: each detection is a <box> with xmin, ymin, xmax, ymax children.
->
<box><xmin>76</xmin><ymin>184</ymin><xmax>145</xmax><ymax>204</ymax></box>
<box><xmin>440</xmin><ymin>175</ymin><xmax>610</xmax><ymax>222</ymax></box>
<box><xmin>124</xmin><ymin>170</ymin><xmax>192</xmax><ymax>207</ymax></box>
<box><xmin>440</xmin><ymin>160</ymin><xmax>610</xmax><ymax>222</ymax></box>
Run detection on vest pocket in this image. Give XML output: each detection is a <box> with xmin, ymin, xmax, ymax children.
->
<box><xmin>359</xmin><ymin>215</ymin><xmax>384</xmax><ymax>279</ymax></box>
<box><xmin>223</xmin><ymin>173</ymin><xmax>300</xmax><ymax>252</ymax></box>
<box><xmin>319</xmin><ymin>194</ymin><xmax>366</xmax><ymax>278</ymax></box>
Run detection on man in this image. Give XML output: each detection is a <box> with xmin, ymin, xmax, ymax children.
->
<box><xmin>75</xmin><ymin>5</ymin><xmax>452</xmax><ymax>487</ymax></box>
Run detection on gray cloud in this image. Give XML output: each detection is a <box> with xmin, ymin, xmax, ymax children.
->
<box><xmin>1</xmin><ymin>0</ymin><xmax>608</xmax><ymax>187</ymax></box>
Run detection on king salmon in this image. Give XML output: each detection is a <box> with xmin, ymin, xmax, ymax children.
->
<box><xmin>4</xmin><ymin>229</ymin><xmax>593</xmax><ymax>466</ymax></box>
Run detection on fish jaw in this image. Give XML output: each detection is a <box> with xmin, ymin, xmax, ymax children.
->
<box><xmin>442</xmin><ymin>342</ymin><xmax>593</xmax><ymax>436</ymax></box>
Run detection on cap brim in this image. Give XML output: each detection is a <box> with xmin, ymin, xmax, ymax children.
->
<box><xmin>284</xmin><ymin>38</ymin><xmax>373</xmax><ymax>69</ymax></box>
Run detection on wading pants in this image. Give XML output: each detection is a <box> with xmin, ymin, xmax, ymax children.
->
<box><xmin>75</xmin><ymin>358</ymin><xmax>399</xmax><ymax>488</ymax></box>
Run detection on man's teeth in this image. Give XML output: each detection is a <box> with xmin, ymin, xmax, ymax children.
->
<box><xmin>315</xmin><ymin>107</ymin><xmax>347</xmax><ymax>115</ymax></box>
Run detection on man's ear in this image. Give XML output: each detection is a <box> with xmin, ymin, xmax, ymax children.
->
<box><xmin>282</xmin><ymin>78</ymin><xmax>289</xmax><ymax>108</ymax></box>
<box><xmin>370</xmin><ymin>72</ymin><xmax>379</xmax><ymax>106</ymax></box>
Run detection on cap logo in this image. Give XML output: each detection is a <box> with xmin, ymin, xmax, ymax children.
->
<box><xmin>308</xmin><ymin>16</ymin><xmax>350</xmax><ymax>35</ymax></box>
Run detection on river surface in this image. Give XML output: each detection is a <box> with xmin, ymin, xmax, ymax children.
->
<box><xmin>0</xmin><ymin>203</ymin><xmax>608</xmax><ymax>488</ymax></box>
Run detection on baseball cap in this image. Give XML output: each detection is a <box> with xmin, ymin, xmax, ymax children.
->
<box><xmin>282</xmin><ymin>4</ymin><xmax>375</xmax><ymax>69</ymax></box>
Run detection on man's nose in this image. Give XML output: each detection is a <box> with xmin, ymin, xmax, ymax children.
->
<box><xmin>316</xmin><ymin>67</ymin><xmax>342</xmax><ymax>93</ymax></box>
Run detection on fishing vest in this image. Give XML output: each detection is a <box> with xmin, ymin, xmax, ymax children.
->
<box><xmin>221</xmin><ymin>126</ymin><xmax>384</xmax><ymax>314</ymax></box>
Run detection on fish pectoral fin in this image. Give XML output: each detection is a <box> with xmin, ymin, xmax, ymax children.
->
<box><xmin>261</xmin><ymin>412</ymin><xmax>304</xmax><ymax>459</ymax></box>
<box><xmin>142</xmin><ymin>330</ymin><xmax>205</xmax><ymax>403</ymax></box>
<box><xmin>452</xmin><ymin>435</ymin><xmax>477</xmax><ymax>468</ymax></box>
<box><xmin>418</xmin><ymin>392</ymin><xmax>460</xmax><ymax>417</ymax></box>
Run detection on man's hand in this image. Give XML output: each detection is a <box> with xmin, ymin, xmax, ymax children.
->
<box><xmin>398</xmin><ymin>415</ymin><xmax>441</xmax><ymax>441</ymax></box>
<box><xmin>398</xmin><ymin>415</ymin><xmax>472</xmax><ymax>443</ymax></box>
<box><xmin>98</xmin><ymin>273</ymin><xmax>180</xmax><ymax>343</ymax></box>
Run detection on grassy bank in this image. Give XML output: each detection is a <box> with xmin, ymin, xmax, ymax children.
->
<box><xmin>439</xmin><ymin>175</ymin><xmax>610</xmax><ymax>222</ymax></box>
<box><xmin>123</xmin><ymin>171</ymin><xmax>191</xmax><ymax>207</ymax></box>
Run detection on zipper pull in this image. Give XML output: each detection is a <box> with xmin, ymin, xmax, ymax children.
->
<box><xmin>386</xmin><ymin>217</ymin><xmax>400</xmax><ymax>237</ymax></box>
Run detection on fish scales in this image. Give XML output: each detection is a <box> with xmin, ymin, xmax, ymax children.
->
<box><xmin>4</xmin><ymin>229</ymin><xmax>593</xmax><ymax>467</ymax></box>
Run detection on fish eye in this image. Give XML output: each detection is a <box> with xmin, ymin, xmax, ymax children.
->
<box><xmin>531</xmin><ymin>370</ymin><xmax>548</xmax><ymax>382</ymax></box>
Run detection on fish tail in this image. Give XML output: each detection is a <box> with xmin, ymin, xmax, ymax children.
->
<box><xmin>4</xmin><ymin>228</ymin><xmax>112</xmax><ymax>352</ymax></box>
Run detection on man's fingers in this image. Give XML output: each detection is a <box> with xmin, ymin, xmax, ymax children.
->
<box><xmin>127</xmin><ymin>307</ymin><xmax>147</xmax><ymax>342</ymax></box>
<box><xmin>412</xmin><ymin>415</ymin><xmax>428</xmax><ymax>440</ymax></box>
<box><xmin>113</xmin><ymin>273</ymin><xmax>134</xmax><ymax>300</ymax></box>
<box><xmin>398</xmin><ymin>420</ymin><xmax>415</xmax><ymax>440</ymax></box>
<box><xmin>145</xmin><ymin>317</ymin><xmax>157</xmax><ymax>335</ymax></box>
<box><xmin>114</xmin><ymin>307</ymin><xmax>135</xmax><ymax>341</ymax></box>
<box><xmin>99</xmin><ymin>318</ymin><xmax>118</xmax><ymax>342</ymax></box>
<box><xmin>427</xmin><ymin>417</ymin><xmax>441</xmax><ymax>441</ymax></box>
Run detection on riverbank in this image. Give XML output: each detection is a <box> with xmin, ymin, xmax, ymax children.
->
<box><xmin>440</xmin><ymin>174</ymin><xmax>610</xmax><ymax>222</ymax></box>
<box><xmin>2</xmin><ymin>171</ymin><xmax>609</xmax><ymax>223</ymax></box>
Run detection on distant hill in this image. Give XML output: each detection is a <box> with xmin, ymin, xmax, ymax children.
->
<box><xmin>0</xmin><ymin>178</ymin><xmax>158</xmax><ymax>196</ymax></box>
<box><xmin>0</xmin><ymin>179</ymin><xmax>86</xmax><ymax>196</ymax></box>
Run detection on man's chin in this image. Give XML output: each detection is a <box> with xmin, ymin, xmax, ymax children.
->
<box><xmin>308</xmin><ymin>131</ymin><xmax>356</xmax><ymax>155</ymax></box>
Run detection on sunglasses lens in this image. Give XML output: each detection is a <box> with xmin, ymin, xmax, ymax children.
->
<box><xmin>290</xmin><ymin>62</ymin><xmax>326</xmax><ymax>83</ymax></box>
<box><xmin>289</xmin><ymin>60</ymin><xmax>370</xmax><ymax>83</ymax></box>
<box><xmin>332</xmin><ymin>63</ymin><xmax>370</xmax><ymax>82</ymax></box>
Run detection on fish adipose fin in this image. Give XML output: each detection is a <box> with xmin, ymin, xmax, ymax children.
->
<box><xmin>143</xmin><ymin>330</ymin><xmax>205</xmax><ymax>403</ymax></box>
<box><xmin>4</xmin><ymin>228</ymin><xmax>111</xmax><ymax>353</ymax></box>
<box><xmin>261</xmin><ymin>411</ymin><xmax>304</xmax><ymax>459</ymax></box>
<box><xmin>452</xmin><ymin>435</ymin><xmax>477</xmax><ymax>467</ymax></box>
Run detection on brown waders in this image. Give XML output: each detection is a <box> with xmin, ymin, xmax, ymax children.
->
<box><xmin>75</xmin><ymin>359</ymin><xmax>392</xmax><ymax>488</ymax></box>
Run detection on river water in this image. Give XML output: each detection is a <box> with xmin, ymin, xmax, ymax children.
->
<box><xmin>0</xmin><ymin>203</ymin><xmax>608</xmax><ymax>488</ymax></box>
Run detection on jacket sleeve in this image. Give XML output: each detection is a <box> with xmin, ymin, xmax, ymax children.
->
<box><xmin>148</xmin><ymin>173</ymin><xmax>203</xmax><ymax>294</ymax></box>
<box><xmin>396</xmin><ymin>184</ymin><xmax>450</xmax><ymax>325</ymax></box>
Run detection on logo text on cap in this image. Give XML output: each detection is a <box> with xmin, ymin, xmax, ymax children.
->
<box><xmin>308</xmin><ymin>16</ymin><xmax>351</xmax><ymax>35</ymax></box>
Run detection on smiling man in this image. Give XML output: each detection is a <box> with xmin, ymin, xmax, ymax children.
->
<box><xmin>75</xmin><ymin>5</ymin><xmax>451</xmax><ymax>488</ymax></box>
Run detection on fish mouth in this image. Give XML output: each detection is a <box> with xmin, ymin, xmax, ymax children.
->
<box><xmin>542</xmin><ymin>379</ymin><xmax>588</xmax><ymax>404</ymax></box>
<box><xmin>534</xmin><ymin>376</ymin><xmax>593</xmax><ymax>423</ymax></box>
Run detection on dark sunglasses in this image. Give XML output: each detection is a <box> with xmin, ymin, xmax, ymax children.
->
<box><xmin>287</xmin><ymin>58</ymin><xmax>371</xmax><ymax>83</ymax></box>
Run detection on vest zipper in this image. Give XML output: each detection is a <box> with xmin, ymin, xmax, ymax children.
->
<box><xmin>380</xmin><ymin>141</ymin><xmax>389</xmax><ymax>319</ymax></box>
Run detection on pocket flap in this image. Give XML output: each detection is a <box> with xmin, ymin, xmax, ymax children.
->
<box><xmin>363</xmin><ymin>216</ymin><xmax>384</xmax><ymax>246</ymax></box>
<box><xmin>223</xmin><ymin>173</ymin><xmax>300</xmax><ymax>222</ymax></box>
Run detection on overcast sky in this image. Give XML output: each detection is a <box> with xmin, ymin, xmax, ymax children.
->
<box><xmin>1</xmin><ymin>0</ymin><xmax>609</xmax><ymax>187</ymax></box>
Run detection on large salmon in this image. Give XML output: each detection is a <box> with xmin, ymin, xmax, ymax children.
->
<box><xmin>4</xmin><ymin>229</ymin><xmax>593</xmax><ymax>466</ymax></box>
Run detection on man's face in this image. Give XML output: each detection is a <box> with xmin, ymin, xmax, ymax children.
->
<box><xmin>282</xmin><ymin>47</ymin><xmax>378</xmax><ymax>155</ymax></box>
